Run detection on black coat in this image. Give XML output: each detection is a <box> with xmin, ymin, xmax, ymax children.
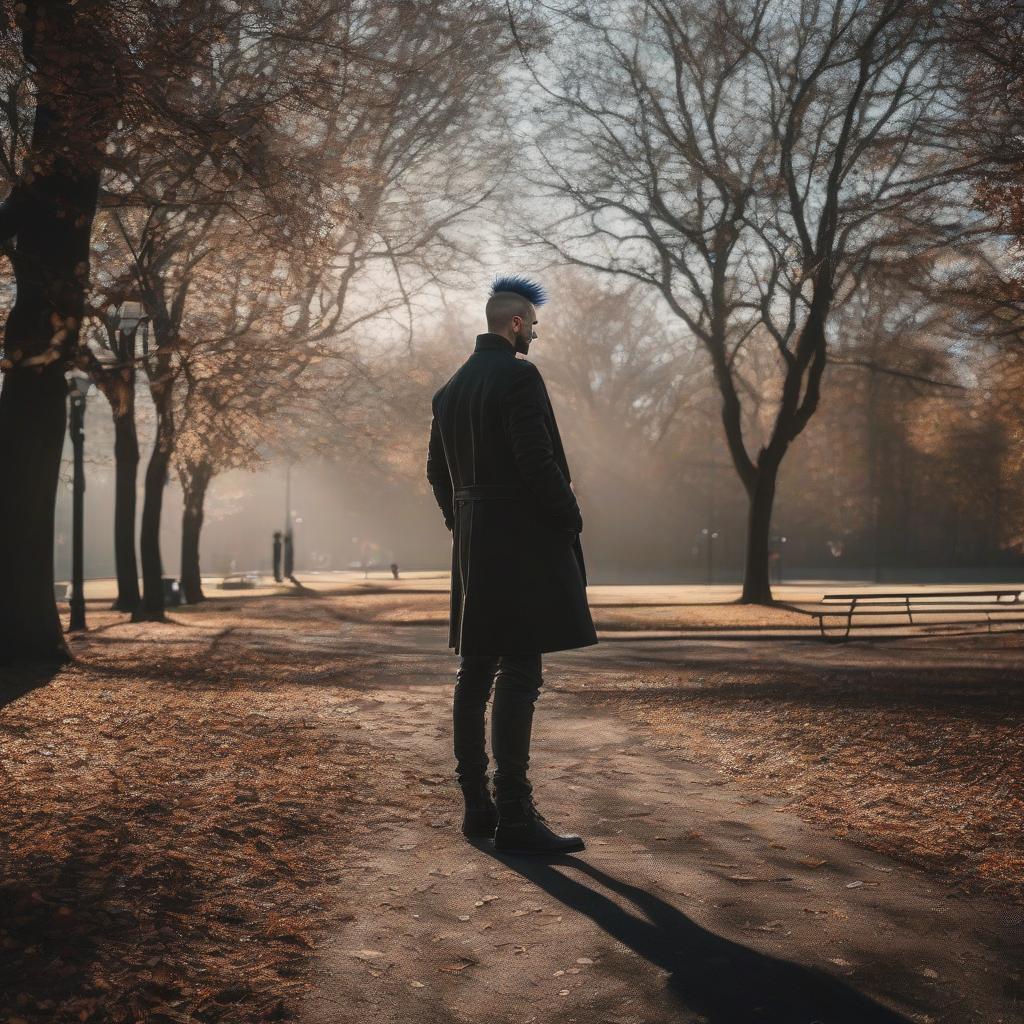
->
<box><xmin>426</xmin><ymin>333</ymin><xmax>598</xmax><ymax>656</ymax></box>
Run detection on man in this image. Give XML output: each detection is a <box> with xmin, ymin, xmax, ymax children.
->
<box><xmin>272</xmin><ymin>531</ymin><xmax>283</xmax><ymax>583</ymax></box>
<box><xmin>426</xmin><ymin>275</ymin><xmax>597</xmax><ymax>855</ymax></box>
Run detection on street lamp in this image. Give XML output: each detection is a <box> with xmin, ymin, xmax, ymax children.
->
<box><xmin>701</xmin><ymin>527</ymin><xmax>719</xmax><ymax>585</ymax></box>
<box><xmin>65</xmin><ymin>368</ymin><xmax>92</xmax><ymax>631</ymax></box>
<box><xmin>770</xmin><ymin>534</ymin><xmax>788</xmax><ymax>584</ymax></box>
<box><xmin>283</xmin><ymin>463</ymin><xmax>294</xmax><ymax>580</ymax></box>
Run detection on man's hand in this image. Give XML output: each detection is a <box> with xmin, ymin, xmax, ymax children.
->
<box><xmin>426</xmin><ymin>410</ymin><xmax>455</xmax><ymax>529</ymax></box>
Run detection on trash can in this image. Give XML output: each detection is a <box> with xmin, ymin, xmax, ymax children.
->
<box><xmin>162</xmin><ymin>577</ymin><xmax>182</xmax><ymax>607</ymax></box>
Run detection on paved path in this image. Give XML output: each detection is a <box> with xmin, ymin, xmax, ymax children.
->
<box><xmin>293</xmin><ymin>623</ymin><xmax>1023</xmax><ymax>1024</ymax></box>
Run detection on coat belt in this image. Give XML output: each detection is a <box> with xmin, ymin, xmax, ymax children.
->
<box><xmin>454</xmin><ymin>484</ymin><xmax>528</xmax><ymax>502</ymax></box>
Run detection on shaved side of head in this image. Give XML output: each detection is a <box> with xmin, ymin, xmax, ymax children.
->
<box><xmin>486</xmin><ymin>291</ymin><xmax>534</xmax><ymax>333</ymax></box>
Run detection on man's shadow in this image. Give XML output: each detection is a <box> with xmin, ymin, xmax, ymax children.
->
<box><xmin>482</xmin><ymin>849</ymin><xmax>912</xmax><ymax>1024</ymax></box>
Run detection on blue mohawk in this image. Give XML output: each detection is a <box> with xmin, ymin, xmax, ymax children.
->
<box><xmin>489</xmin><ymin>274</ymin><xmax>548</xmax><ymax>306</ymax></box>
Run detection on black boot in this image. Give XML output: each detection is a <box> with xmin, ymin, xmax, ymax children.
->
<box><xmin>460</xmin><ymin>780</ymin><xmax>498</xmax><ymax>838</ymax></box>
<box><xmin>494</xmin><ymin>795</ymin><xmax>585</xmax><ymax>854</ymax></box>
<box><xmin>490</xmin><ymin>656</ymin><xmax>584</xmax><ymax>854</ymax></box>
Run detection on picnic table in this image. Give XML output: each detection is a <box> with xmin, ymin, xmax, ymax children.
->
<box><xmin>804</xmin><ymin>588</ymin><xmax>1024</xmax><ymax>640</ymax></box>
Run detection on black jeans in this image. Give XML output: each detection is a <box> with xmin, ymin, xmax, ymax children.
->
<box><xmin>453</xmin><ymin>653</ymin><xmax>543</xmax><ymax>802</ymax></box>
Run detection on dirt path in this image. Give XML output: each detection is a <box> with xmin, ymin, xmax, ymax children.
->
<box><xmin>11</xmin><ymin>584</ymin><xmax>1017</xmax><ymax>1023</ymax></box>
<box><xmin>297</xmin><ymin>623</ymin><xmax>1023</xmax><ymax>1024</ymax></box>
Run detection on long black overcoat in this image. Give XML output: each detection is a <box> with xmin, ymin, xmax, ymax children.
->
<box><xmin>426</xmin><ymin>333</ymin><xmax>598</xmax><ymax>656</ymax></box>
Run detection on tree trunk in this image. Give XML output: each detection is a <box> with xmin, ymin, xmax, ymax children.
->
<box><xmin>0</xmin><ymin>364</ymin><xmax>70</xmax><ymax>663</ymax></box>
<box><xmin>740</xmin><ymin>463</ymin><xmax>779</xmax><ymax>605</ymax></box>
<box><xmin>137</xmin><ymin>399</ymin><xmax>174</xmax><ymax>621</ymax></box>
<box><xmin>180</xmin><ymin>461</ymin><xmax>213</xmax><ymax>604</ymax></box>
<box><xmin>111</xmin><ymin>398</ymin><xmax>141</xmax><ymax>612</ymax></box>
<box><xmin>0</xmin><ymin>3</ymin><xmax>114</xmax><ymax>662</ymax></box>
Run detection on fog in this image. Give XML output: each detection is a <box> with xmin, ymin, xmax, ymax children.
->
<box><xmin>21</xmin><ymin>0</ymin><xmax>1022</xmax><ymax>604</ymax></box>
<box><xmin>57</xmin><ymin>274</ymin><xmax>1024</xmax><ymax>590</ymax></box>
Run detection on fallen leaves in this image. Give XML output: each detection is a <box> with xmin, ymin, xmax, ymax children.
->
<box><xmin>0</xmin><ymin>618</ymin><xmax>377</xmax><ymax>1024</ymax></box>
<box><xmin>576</xmin><ymin>650</ymin><xmax>1024</xmax><ymax>904</ymax></box>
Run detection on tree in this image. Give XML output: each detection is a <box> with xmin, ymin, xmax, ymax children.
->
<box><xmin>0</xmin><ymin>0</ymin><xmax>327</xmax><ymax>660</ymax></box>
<box><xmin>948</xmin><ymin>1</ymin><xmax>1024</xmax><ymax>264</ymax></box>
<box><xmin>0</xmin><ymin>2</ymin><xmax>120</xmax><ymax>661</ymax></box>
<box><xmin>520</xmin><ymin>0</ymin><xmax>967</xmax><ymax>601</ymax></box>
<box><xmin>942</xmin><ymin>4</ymin><xmax>1024</xmax><ymax>362</ymax></box>
<box><xmin>150</xmin><ymin>0</ymin><xmax>520</xmax><ymax>602</ymax></box>
<box><xmin>816</xmin><ymin>266</ymin><xmax>969</xmax><ymax>574</ymax></box>
<box><xmin>525</xmin><ymin>270</ymin><xmax>714</xmax><ymax>564</ymax></box>
<box><xmin>82</xmin><ymin>304</ymin><xmax>148</xmax><ymax>612</ymax></box>
<box><xmin>87</xmin><ymin>4</ymin><xmax>348</xmax><ymax>620</ymax></box>
<box><xmin>169</xmin><ymin>247</ymin><xmax>338</xmax><ymax>604</ymax></box>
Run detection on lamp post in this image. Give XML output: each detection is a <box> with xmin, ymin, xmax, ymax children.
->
<box><xmin>65</xmin><ymin>369</ymin><xmax>92</xmax><ymax>632</ymax></box>
<box><xmin>770</xmin><ymin>534</ymin><xmax>788</xmax><ymax>584</ymax></box>
<box><xmin>283</xmin><ymin>463</ymin><xmax>294</xmax><ymax>579</ymax></box>
<box><xmin>701</xmin><ymin>527</ymin><xmax>719</xmax><ymax>585</ymax></box>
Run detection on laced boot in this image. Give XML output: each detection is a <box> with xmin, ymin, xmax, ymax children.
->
<box><xmin>493</xmin><ymin>794</ymin><xmax>585</xmax><ymax>854</ymax></box>
<box><xmin>460</xmin><ymin>779</ymin><xmax>498</xmax><ymax>838</ymax></box>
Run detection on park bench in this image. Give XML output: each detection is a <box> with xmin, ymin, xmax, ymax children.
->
<box><xmin>809</xmin><ymin>588</ymin><xmax>1024</xmax><ymax>640</ymax></box>
<box><xmin>219</xmin><ymin>572</ymin><xmax>264</xmax><ymax>590</ymax></box>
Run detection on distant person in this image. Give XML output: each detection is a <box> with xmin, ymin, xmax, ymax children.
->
<box><xmin>390</xmin><ymin>562</ymin><xmax>400</xmax><ymax>580</ymax></box>
<box><xmin>272</xmin><ymin>531</ymin><xmax>283</xmax><ymax>583</ymax></box>
<box><xmin>426</xmin><ymin>274</ymin><xmax>596</xmax><ymax>855</ymax></box>
<box><xmin>283</xmin><ymin>530</ymin><xmax>294</xmax><ymax>579</ymax></box>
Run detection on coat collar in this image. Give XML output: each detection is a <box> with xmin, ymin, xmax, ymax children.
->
<box><xmin>474</xmin><ymin>332</ymin><xmax>516</xmax><ymax>355</ymax></box>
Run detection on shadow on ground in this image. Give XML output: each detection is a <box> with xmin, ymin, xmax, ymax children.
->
<box><xmin>486</xmin><ymin>850</ymin><xmax>912</xmax><ymax>1024</ymax></box>
<box><xmin>0</xmin><ymin>662</ymin><xmax>64</xmax><ymax>711</ymax></box>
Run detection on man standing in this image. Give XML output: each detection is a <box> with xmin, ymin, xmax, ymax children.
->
<box><xmin>272</xmin><ymin>531</ymin><xmax>283</xmax><ymax>583</ymax></box>
<box><xmin>426</xmin><ymin>275</ymin><xmax>597</xmax><ymax>855</ymax></box>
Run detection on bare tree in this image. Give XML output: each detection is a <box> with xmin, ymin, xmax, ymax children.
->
<box><xmin>172</xmin><ymin>276</ymin><xmax>293</xmax><ymax>604</ymax></box>
<box><xmin>519</xmin><ymin>0</ymin><xmax>967</xmax><ymax>601</ymax></box>
<box><xmin>538</xmin><ymin>270</ymin><xmax>709</xmax><ymax>453</ymax></box>
<box><xmin>149</xmin><ymin>0</ymin><xmax>519</xmax><ymax>604</ymax></box>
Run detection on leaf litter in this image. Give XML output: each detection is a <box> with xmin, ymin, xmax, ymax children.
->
<box><xmin>0</xmin><ymin>607</ymin><xmax>383</xmax><ymax>1023</ymax></box>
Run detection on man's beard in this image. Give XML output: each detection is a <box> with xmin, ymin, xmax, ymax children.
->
<box><xmin>513</xmin><ymin>330</ymin><xmax>531</xmax><ymax>354</ymax></box>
